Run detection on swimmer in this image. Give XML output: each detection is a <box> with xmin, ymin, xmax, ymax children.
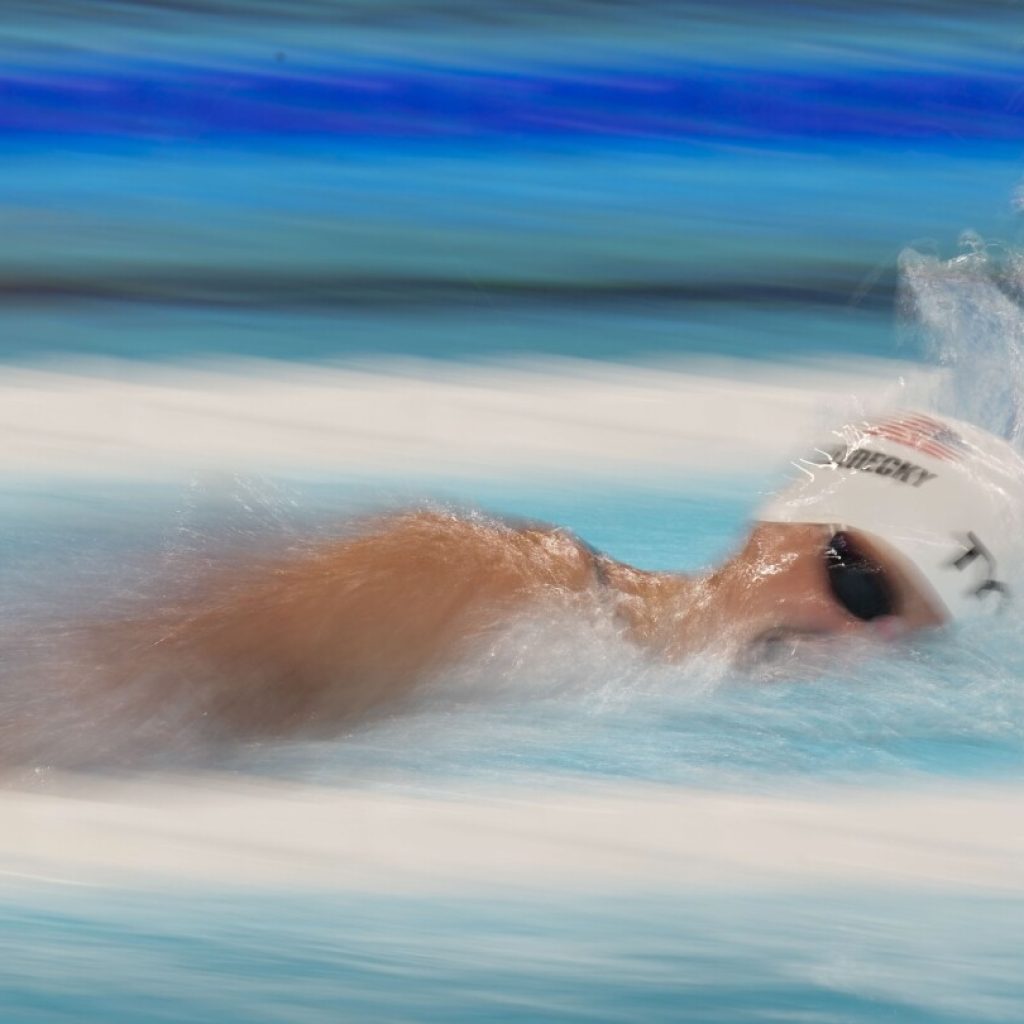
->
<box><xmin>92</xmin><ymin>410</ymin><xmax>1024</xmax><ymax>739</ymax></box>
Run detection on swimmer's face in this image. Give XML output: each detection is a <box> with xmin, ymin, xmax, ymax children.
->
<box><xmin>723</xmin><ymin>522</ymin><xmax>946</xmax><ymax>661</ymax></box>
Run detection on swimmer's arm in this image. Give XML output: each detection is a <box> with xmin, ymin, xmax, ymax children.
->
<box><xmin>105</xmin><ymin>512</ymin><xmax>600</xmax><ymax>734</ymax></box>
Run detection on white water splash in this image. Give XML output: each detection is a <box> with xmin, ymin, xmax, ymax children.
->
<box><xmin>900</xmin><ymin>233</ymin><xmax>1024</xmax><ymax>447</ymax></box>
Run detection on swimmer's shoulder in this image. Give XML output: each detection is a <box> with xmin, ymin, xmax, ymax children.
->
<box><xmin>323</xmin><ymin>507</ymin><xmax>623</xmax><ymax>594</ymax></box>
<box><xmin>501</xmin><ymin>518</ymin><xmax>618</xmax><ymax>590</ymax></box>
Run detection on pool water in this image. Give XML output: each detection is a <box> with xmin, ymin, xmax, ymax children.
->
<box><xmin>3</xmin><ymin>1</ymin><xmax>1024</xmax><ymax>1021</ymax></box>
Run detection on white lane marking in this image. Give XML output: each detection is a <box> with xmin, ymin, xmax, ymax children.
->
<box><xmin>2</xmin><ymin>776</ymin><xmax>1022</xmax><ymax>893</ymax></box>
<box><xmin>0</xmin><ymin>356</ymin><xmax>941</xmax><ymax>479</ymax></box>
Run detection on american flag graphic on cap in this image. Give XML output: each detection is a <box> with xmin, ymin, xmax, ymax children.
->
<box><xmin>864</xmin><ymin>413</ymin><xmax>969</xmax><ymax>463</ymax></box>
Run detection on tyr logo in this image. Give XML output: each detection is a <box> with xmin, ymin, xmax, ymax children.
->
<box><xmin>949</xmin><ymin>532</ymin><xmax>1010</xmax><ymax>606</ymax></box>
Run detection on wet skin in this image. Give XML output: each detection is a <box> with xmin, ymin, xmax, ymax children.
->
<box><xmin>93</xmin><ymin>512</ymin><xmax>946</xmax><ymax>739</ymax></box>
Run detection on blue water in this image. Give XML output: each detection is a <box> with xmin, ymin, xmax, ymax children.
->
<box><xmin>3</xmin><ymin>1</ymin><xmax>1024</xmax><ymax>1021</ymax></box>
<box><xmin>2</xmin><ymin>885</ymin><xmax>1022</xmax><ymax>1023</ymax></box>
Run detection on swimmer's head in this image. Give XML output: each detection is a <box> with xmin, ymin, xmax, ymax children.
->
<box><xmin>758</xmin><ymin>411</ymin><xmax>1024</xmax><ymax>624</ymax></box>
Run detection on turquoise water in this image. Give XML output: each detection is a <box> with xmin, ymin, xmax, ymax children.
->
<box><xmin>3</xmin><ymin>885</ymin><xmax>1022</xmax><ymax>1023</ymax></box>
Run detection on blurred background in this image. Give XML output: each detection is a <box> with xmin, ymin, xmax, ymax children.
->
<box><xmin>2</xmin><ymin>2</ymin><xmax>1024</xmax><ymax>1021</ymax></box>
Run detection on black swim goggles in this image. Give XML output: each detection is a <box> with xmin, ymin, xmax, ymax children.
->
<box><xmin>824</xmin><ymin>531</ymin><xmax>895</xmax><ymax>622</ymax></box>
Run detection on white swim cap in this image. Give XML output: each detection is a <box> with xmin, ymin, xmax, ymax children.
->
<box><xmin>759</xmin><ymin>411</ymin><xmax>1024</xmax><ymax>621</ymax></box>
